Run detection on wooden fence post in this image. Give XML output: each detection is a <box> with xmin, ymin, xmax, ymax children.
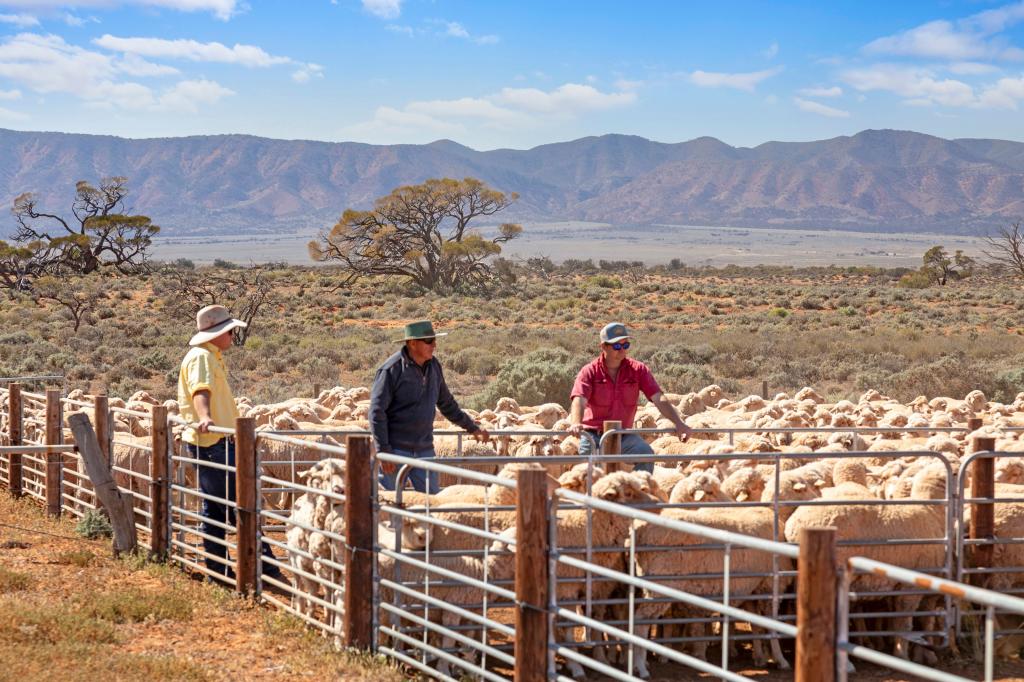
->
<box><xmin>67</xmin><ymin>413</ymin><xmax>137</xmax><ymax>555</ymax></box>
<box><xmin>91</xmin><ymin>394</ymin><xmax>110</xmax><ymax>513</ymax></box>
<box><xmin>8</xmin><ymin>383</ymin><xmax>22</xmax><ymax>497</ymax></box>
<box><xmin>45</xmin><ymin>388</ymin><xmax>62</xmax><ymax>517</ymax></box>
<box><xmin>149</xmin><ymin>405</ymin><xmax>169</xmax><ymax>560</ymax></box>
<box><xmin>235</xmin><ymin>416</ymin><xmax>258</xmax><ymax>594</ymax></box>
<box><xmin>344</xmin><ymin>434</ymin><xmax>373</xmax><ymax>649</ymax></box>
<box><xmin>313</xmin><ymin>383</ymin><xmax>321</xmax><ymax>400</ymax></box>
<box><xmin>92</xmin><ymin>394</ymin><xmax>111</xmax><ymax>467</ymax></box>
<box><xmin>796</xmin><ymin>526</ymin><xmax>837</xmax><ymax>682</ymax></box>
<box><xmin>762</xmin><ymin>379</ymin><xmax>769</xmax><ymax>399</ymax></box>
<box><xmin>970</xmin><ymin>430</ymin><xmax>996</xmax><ymax>575</ymax></box>
<box><xmin>515</xmin><ymin>465</ymin><xmax>550</xmax><ymax>682</ymax></box>
<box><xmin>602</xmin><ymin>419</ymin><xmax>623</xmax><ymax>474</ymax></box>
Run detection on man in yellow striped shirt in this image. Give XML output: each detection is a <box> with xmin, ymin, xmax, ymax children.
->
<box><xmin>178</xmin><ymin>304</ymin><xmax>281</xmax><ymax>583</ymax></box>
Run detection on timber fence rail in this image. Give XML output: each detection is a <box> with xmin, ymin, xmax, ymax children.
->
<box><xmin>2</xmin><ymin>389</ymin><xmax>1024</xmax><ymax>680</ymax></box>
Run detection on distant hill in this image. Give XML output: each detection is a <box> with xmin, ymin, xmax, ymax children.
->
<box><xmin>0</xmin><ymin>127</ymin><xmax>1021</xmax><ymax>236</ymax></box>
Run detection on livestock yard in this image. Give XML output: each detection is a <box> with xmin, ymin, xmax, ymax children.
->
<box><xmin>4</xmin><ymin>378</ymin><xmax>1024</xmax><ymax>681</ymax></box>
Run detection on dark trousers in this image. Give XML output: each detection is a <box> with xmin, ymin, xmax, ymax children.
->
<box><xmin>188</xmin><ymin>439</ymin><xmax>276</xmax><ymax>576</ymax></box>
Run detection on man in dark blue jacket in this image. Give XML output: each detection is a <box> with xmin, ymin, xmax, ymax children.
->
<box><xmin>370</xmin><ymin>320</ymin><xmax>489</xmax><ymax>492</ymax></box>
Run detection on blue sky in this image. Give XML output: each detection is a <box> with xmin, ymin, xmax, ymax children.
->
<box><xmin>0</xmin><ymin>1</ymin><xmax>1023</xmax><ymax>149</ymax></box>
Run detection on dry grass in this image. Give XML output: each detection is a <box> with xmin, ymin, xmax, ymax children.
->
<box><xmin>0</xmin><ymin>494</ymin><xmax>405</xmax><ymax>681</ymax></box>
<box><xmin>3</xmin><ymin>262</ymin><xmax>1024</xmax><ymax>406</ymax></box>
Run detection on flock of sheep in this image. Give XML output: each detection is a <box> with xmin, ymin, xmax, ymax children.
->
<box><xmin>7</xmin><ymin>382</ymin><xmax>1024</xmax><ymax>679</ymax></box>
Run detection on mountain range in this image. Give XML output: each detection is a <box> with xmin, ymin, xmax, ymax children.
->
<box><xmin>1</xmin><ymin>127</ymin><xmax>1022</xmax><ymax>237</ymax></box>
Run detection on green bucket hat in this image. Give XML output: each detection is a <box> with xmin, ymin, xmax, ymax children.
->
<box><xmin>394</xmin><ymin>319</ymin><xmax>449</xmax><ymax>342</ymax></box>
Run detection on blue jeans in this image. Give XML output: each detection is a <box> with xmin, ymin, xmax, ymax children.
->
<box><xmin>187</xmin><ymin>439</ymin><xmax>278</xmax><ymax>576</ymax></box>
<box><xmin>379</xmin><ymin>446</ymin><xmax>439</xmax><ymax>494</ymax></box>
<box><xmin>579</xmin><ymin>432</ymin><xmax>655</xmax><ymax>473</ymax></box>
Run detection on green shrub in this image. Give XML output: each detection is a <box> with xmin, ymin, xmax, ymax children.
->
<box><xmin>586</xmin><ymin>275</ymin><xmax>623</xmax><ymax>289</ymax></box>
<box><xmin>770</xmin><ymin>307</ymin><xmax>789</xmax><ymax>318</ymax></box>
<box><xmin>898</xmin><ymin>270</ymin><xmax>932</xmax><ymax>289</ymax></box>
<box><xmin>470</xmin><ymin>348</ymin><xmax>583</xmax><ymax>409</ymax></box>
<box><xmin>75</xmin><ymin>510</ymin><xmax>113</xmax><ymax>540</ymax></box>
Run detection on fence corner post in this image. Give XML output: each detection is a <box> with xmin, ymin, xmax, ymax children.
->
<box><xmin>515</xmin><ymin>464</ymin><xmax>550</xmax><ymax>682</ymax></box>
<box><xmin>343</xmin><ymin>434</ymin><xmax>373</xmax><ymax>649</ymax></box>
<box><xmin>796</xmin><ymin>526</ymin><xmax>837</xmax><ymax>682</ymax></box>
<box><xmin>8</xmin><ymin>383</ymin><xmax>22</xmax><ymax>498</ymax></box>
<box><xmin>45</xmin><ymin>387</ymin><xmax>62</xmax><ymax>517</ymax></box>
<box><xmin>602</xmin><ymin>419</ymin><xmax>623</xmax><ymax>473</ymax></box>
<box><xmin>149</xmin><ymin>405</ymin><xmax>169</xmax><ymax>560</ymax></box>
<box><xmin>234</xmin><ymin>416</ymin><xmax>258</xmax><ymax>594</ymax></box>
<box><xmin>970</xmin><ymin>430</ymin><xmax>996</xmax><ymax>577</ymax></box>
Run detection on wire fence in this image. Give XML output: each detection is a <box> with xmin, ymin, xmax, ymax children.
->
<box><xmin>1</xmin><ymin>384</ymin><xmax>1023</xmax><ymax>680</ymax></box>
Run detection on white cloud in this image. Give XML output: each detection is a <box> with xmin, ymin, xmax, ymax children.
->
<box><xmin>345</xmin><ymin>82</ymin><xmax>637</xmax><ymax>142</ymax></box>
<box><xmin>689</xmin><ymin>66</ymin><xmax>783</xmax><ymax>91</ymax></box>
<box><xmin>362</xmin><ymin>0</ymin><xmax>401</xmax><ymax>20</ymax></box>
<box><xmin>343</xmin><ymin>104</ymin><xmax>463</xmax><ymax>140</ymax></box>
<box><xmin>0</xmin><ymin>105</ymin><xmax>28</xmax><ymax>120</ymax></box>
<box><xmin>156</xmin><ymin>78</ymin><xmax>233</xmax><ymax>111</ymax></box>
<box><xmin>94</xmin><ymin>35</ymin><xmax>291</xmax><ymax>67</ymax></box>
<box><xmin>948</xmin><ymin>61</ymin><xmax>999</xmax><ymax>75</ymax></box>
<box><xmin>291</xmin><ymin>62</ymin><xmax>323</xmax><ymax>83</ymax></box>
<box><xmin>842</xmin><ymin>64</ymin><xmax>977</xmax><ymax>107</ymax></box>
<box><xmin>385</xmin><ymin>24</ymin><xmax>414</xmax><ymax>37</ymax></box>
<box><xmin>762</xmin><ymin>42</ymin><xmax>779</xmax><ymax>59</ymax></box>
<box><xmin>794</xmin><ymin>97</ymin><xmax>850</xmax><ymax>118</ymax></box>
<box><xmin>614</xmin><ymin>78</ymin><xmax>643</xmax><ymax>91</ymax></box>
<box><xmin>0</xmin><ymin>13</ymin><xmax>39</xmax><ymax>27</ymax></box>
<box><xmin>0</xmin><ymin>1</ymin><xmax>240</xmax><ymax>21</ymax></box>
<box><xmin>444</xmin><ymin>21</ymin><xmax>469</xmax><ymax>39</ymax></box>
<box><xmin>977</xmin><ymin>75</ymin><xmax>1024</xmax><ymax>109</ymax></box>
<box><xmin>440</xmin><ymin>20</ymin><xmax>498</xmax><ymax>45</ymax></box>
<box><xmin>0</xmin><ymin>33</ymin><xmax>122</xmax><ymax>100</ymax></box>
<box><xmin>0</xmin><ymin>32</ymin><xmax>232</xmax><ymax>113</ymax></box>
<box><xmin>116</xmin><ymin>53</ymin><xmax>180</xmax><ymax>76</ymax></box>
<box><xmin>864</xmin><ymin>2</ymin><xmax>1024</xmax><ymax>62</ymax></box>
<box><xmin>0</xmin><ymin>88</ymin><xmax>21</xmax><ymax>100</ymax></box>
<box><xmin>407</xmin><ymin>96</ymin><xmax>527</xmax><ymax>125</ymax></box>
<box><xmin>797</xmin><ymin>85</ymin><xmax>842</xmax><ymax>98</ymax></box>
<box><xmin>493</xmin><ymin>83</ymin><xmax>636</xmax><ymax>113</ymax></box>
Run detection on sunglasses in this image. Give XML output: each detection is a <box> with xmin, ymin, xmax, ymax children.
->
<box><xmin>419</xmin><ymin>338</ymin><xmax>436</xmax><ymax>345</ymax></box>
<box><xmin>609</xmin><ymin>341</ymin><xmax>631</xmax><ymax>351</ymax></box>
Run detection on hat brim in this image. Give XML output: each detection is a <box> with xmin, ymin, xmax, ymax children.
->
<box><xmin>603</xmin><ymin>335</ymin><xmax>631</xmax><ymax>344</ymax></box>
<box><xmin>394</xmin><ymin>331</ymin><xmax>449</xmax><ymax>342</ymax></box>
<box><xmin>189</xmin><ymin>318</ymin><xmax>247</xmax><ymax>346</ymax></box>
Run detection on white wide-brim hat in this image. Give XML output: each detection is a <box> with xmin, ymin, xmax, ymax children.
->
<box><xmin>189</xmin><ymin>304</ymin><xmax>247</xmax><ymax>346</ymax></box>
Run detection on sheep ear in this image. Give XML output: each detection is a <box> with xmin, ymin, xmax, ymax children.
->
<box><xmin>694</xmin><ymin>490</ymin><xmax>706</xmax><ymax>501</ymax></box>
<box><xmin>814</xmin><ymin>479</ymin><xmax>827</xmax><ymax>488</ymax></box>
<box><xmin>736</xmin><ymin>491</ymin><xmax>749</xmax><ymax>502</ymax></box>
<box><xmin>793</xmin><ymin>482</ymin><xmax>807</xmax><ymax>491</ymax></box>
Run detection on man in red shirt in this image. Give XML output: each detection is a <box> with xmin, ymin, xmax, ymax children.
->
<box><xmin>568</xmin><ymin>322</ymin><xmax>692</xmax><ymax>472</ymax></box>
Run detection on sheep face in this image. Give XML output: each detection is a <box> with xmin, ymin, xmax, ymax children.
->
<box><xmin>592</xmin><ymin>472</ymin><xmax>659</xmax><ymax>505</ymax></box>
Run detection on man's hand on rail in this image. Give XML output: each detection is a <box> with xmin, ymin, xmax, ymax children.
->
<box><xmin>676</xmin><ymin>423</ymin><xmax>693</xmax><ymax>443</ymax></box>
<box><xmin>472</xmin><ymin>428</ymin><xmax>490</xmax><ymax>443</ymax></box>
<box><xmin>196</xmin><ymin>418</ymin><xmax>214</xmax><ymax>434</ymax></box>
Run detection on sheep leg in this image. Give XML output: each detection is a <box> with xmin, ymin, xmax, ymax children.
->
<box><xmin>890</xmin><ymin>594</ymin><xmax>923</xmax><ymax>660</ymax></box>
<box><xmin>633</xmin><ymin>601</ymin><xmax>672</xmax><ymax>680</ymax></box>
<box><xmin>756</xmin><ymin>599</ymin><xmax>791</xmax><ymax>669</ymax></box>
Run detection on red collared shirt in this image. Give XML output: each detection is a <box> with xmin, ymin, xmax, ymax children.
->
<box><xmin>571</xmin><ymin>355</ymin><xmax>662</xmax><ymax>430</ymax></box>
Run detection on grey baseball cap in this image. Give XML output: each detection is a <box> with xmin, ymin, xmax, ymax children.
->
<box><xmin>600</xmin><ymin>322</ymin><xmax>630</xmax><ymax>344</ymax></box>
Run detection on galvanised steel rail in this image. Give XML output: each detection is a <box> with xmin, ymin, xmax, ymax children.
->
<box><xmin>841</xmin><ymin>556</ymin><xmax>1024</xmax><ymax>682</ymax></box>
<box><xmin>4</xmin><ymin>391</ymin><xmax>1024</xmax><ymax>680</ymax></box>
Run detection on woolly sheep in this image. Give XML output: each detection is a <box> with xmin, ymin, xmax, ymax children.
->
<box><xmin>785</xmin><ymin>463</ymin><xmax>948</xmax><ymax>661</ymax></box>
<box><xmin>721</xmin><ymin>466</ymin><xmax>765</xmax><ymax>502</ymax></box>
<box><xmin>631</xmin><ymin>505</ymin><xmax>793</xmax><ymax>677</ymax></box>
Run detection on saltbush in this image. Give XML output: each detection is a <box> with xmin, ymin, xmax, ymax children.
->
<box><xmin>470</xmin><ymin>348</ymin><xmax>584</xmax><ymax>409</ymax></box>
